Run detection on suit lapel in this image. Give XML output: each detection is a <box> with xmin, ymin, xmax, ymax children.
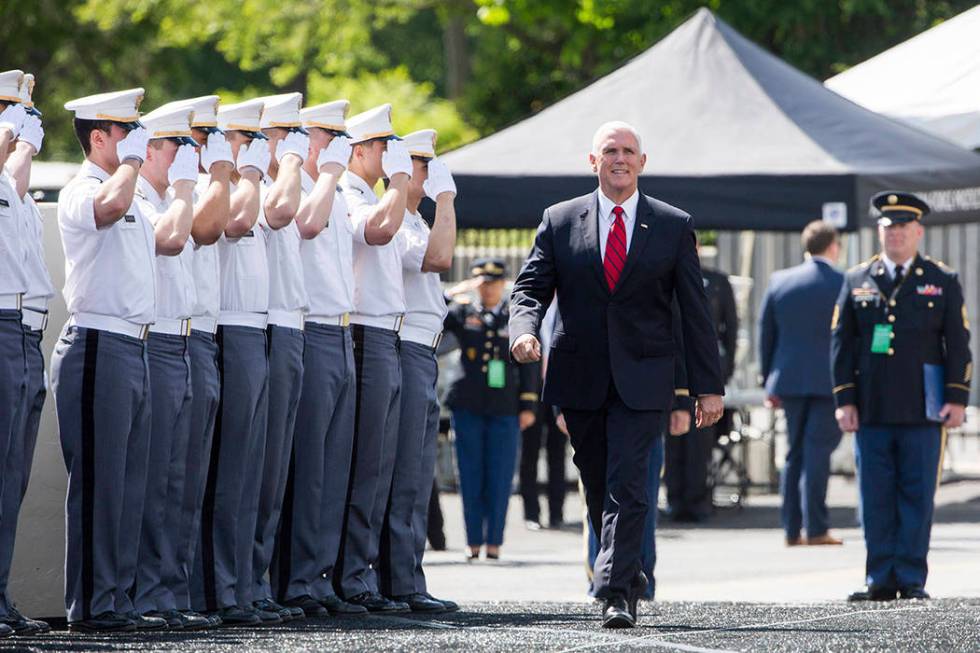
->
<box><xmin>578</xmin><ymin>191</ymin><xmax>608</xmax><ymax>293</ymax></box>
<box><xmin>614</xmin><ymin>194</ymin><xmax>654</xmax><ymax>291</ymax></box>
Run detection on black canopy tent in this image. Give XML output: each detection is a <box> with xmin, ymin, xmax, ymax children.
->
<box><xmin>442</xmin><ymin>8</ymin><xmax>980</xmax><ymax>232</ymax></box>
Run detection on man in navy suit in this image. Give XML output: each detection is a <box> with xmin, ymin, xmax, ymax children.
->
<box><xmin>510</xmin><ymin>121</ymin><xmax>724</xmax><ymax>628</ymax></box>
<box><xmin>759</xmin><ymin>220</ymin><xmax>845</xmax><ymax>546</ymax></box>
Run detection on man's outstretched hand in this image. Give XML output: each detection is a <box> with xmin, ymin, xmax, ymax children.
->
<box><xmin>695</xmin><ymin>394</ymin><xmax>724</xmax><ymax>428</ymax></box>
<box><xmin>511</xmin><ymin>334</ymin><xmax>541</xmax><ymax>363</ymax></box>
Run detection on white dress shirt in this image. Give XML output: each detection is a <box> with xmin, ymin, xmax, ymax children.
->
<box><xmin>341</xmin><ymin>171</ymin><xmax>406</xmax><ymax>323</ymax></box>
<box><xmin>259</xmin><ymin>177</ymin><xmax>309</xmax><ymax>328</ymax></box>
<box><xmin>0</xmin><ymin>172</ymin><xmax>28</xmax><ymax>298</ymax></box>
<box><xmin>299</xmin><ymin>169</ymin><xmax>355</xmax><ymax>319</ymax></box>
<box><xmin>880</xmin><ymin>252</ymin><xmax>912</xmax><ymax>281</ymax></box>
<box><xmin>216</xmin><ymin>180</ymin><xmax>269</xmax><ymax>327</ymax></box>
<box><xmin>2</xmin><ymin>172</ymin><xmax>54</xmax><ymax>310</ymax></box>
<box><xmin>190</xmin><ymin>175</ymin><xmax>221</xmax><ymax>328</ymax></box>
<box><xmin>134</xmin><ymin>176</ymin><xmax>196</xmax><ymax>322</ymax></box>
<box><xmin>398</xmin><ymin>210</ymin><xmax>448</xmax><ymax>341</ymax></box>
<box><xmin>596</xmin><ymin>188</ymin><xmax>639</xmax><ymax>259</ymax></box>
<box><xmin>58</xmin><ymin>160</ymin><xmax>157</xmax><ymax>325</ymax></box>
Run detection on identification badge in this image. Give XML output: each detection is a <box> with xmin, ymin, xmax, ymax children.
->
<box><xmin>871</xmin><ymin>324</ymin><xmax>893</xmax><ymax>354</ymax></box>
<box><xmin>487</xmin><ymin>359</ymin><xmax>505</xmax><ymax>388</ymax></box>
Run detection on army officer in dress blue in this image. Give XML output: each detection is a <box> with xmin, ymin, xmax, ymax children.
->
<box><xmin>444</xmin><ymin>259</ymin><xmax>540</xmax><ymax>562</ymax></box>
<box><xmin>832</xmin><ymin>191</ymin><xmax>971</xmax><ymax>602</ymax></box>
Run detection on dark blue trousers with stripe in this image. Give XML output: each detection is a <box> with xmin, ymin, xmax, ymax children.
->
<box><xmin>51</xmin><ymin>325</ymin><xmax>151</xmax><ymax>622</ymax></box>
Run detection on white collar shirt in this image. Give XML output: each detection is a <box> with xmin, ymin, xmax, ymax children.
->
<box><xmin>398</xmin><ymin>210</ymin><xmax>448</xmax><ymax>334</ymax></box>
<box><xmin>190</xmin><ymin>175</ymin><xmax>221</xmax><ymax>323</ymax></box>
<box><xmin>597</xmin><ymin>188</ymin><xmax>639</xmax><ymax>259</ymax></box>
<box><xmin>2</xmin><ymin>171</ymin><xmax>53</xmax><ymax>309</ymax></box>
<box><xmin>57</xmin><ymin>159</ymin><xmax>156</xmax><ymax>324</ymax></box>
<box><xmin>880</xmin><ymin>252</ymin><xmax>914</xmax><ymax>281</ymax></box>
<box><xmin>216</xmin><ymin>179</ymin><xmax>269</xmax><ymax>322</ymax></box>
<box><xmin>0</xmin><ymin>172</ymin><xmax>28</xmax><ymax>297</ymax></box>
<box><xmin>258</xmin><ymin>177</ymin><xmax>309</xmax><ymax>325</ymax></box>
<box><xmin>299</xmin><ymin>169</ymin><xmax>355</xmax><ymax>319</ymax></box>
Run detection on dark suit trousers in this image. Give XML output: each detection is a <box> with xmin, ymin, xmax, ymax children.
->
<box><xmin>780</xmin><ymin>396</ymin><xmax>841</xmax><ymax>539</ymax></box>
<box><xmin>664</xmin><ymin>424</ymin><xmax>714</xmax><ymax>518</ymax></box>
<box><xmin>519</xmin><ymin>403</ymin><xmax>566</xmax><ymax>525</ymax></box>
<box><xmin>563</xmin><ymin>383</ymin><xmax>663</xmax><ymax>600</ymax></box>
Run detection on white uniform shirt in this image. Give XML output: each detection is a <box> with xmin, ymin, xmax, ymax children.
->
<box><xmin>596</xmin><ymin>188</ymin><xmax>639</xmax><ymax>258</ymax></box>
<box><xmin>0</xmin><ymin>173</ymin><xmax>28</xmax><ymax>297</ymax></box>
<box><xmin>299</xmin><ymin>169</ymin><xmax>355</xmax><ymax>318</ymax></box>
<box><xmin>398</xmin><ymin>210</ymin><xmax>447</xmax><ymax>334</ymax></box>
<box><xmin>57</xmin><ymin>160</ymin><xmax>156</xmax><ymax>324</ymax></box>
<box><xmin>190</xmin><ymin>175</ymin><xmax>220</xmax><ymax>322</ymax></box>
<box><xmin>134</xmin><ymin>176</ymin><xmax>196</xmax><ymax>320</ymax></box>
<box><xmin>1</xmin><ymin>171</ymin><xmax>54</xmax><ymax>309</ymax></box>
<box><xmin>216</xmin><ymin>180</ymin><xmax>270</xmax><ymax>319</ymax></box>
<box><xmin>258</xmin><ymin>179</ymin><xmax>309</xmax><ymax>324</ymax></box>
<box><xmin>341</xmin><ymin>171</ymin><xmax>406</xmax><ymax>319</ymax></box>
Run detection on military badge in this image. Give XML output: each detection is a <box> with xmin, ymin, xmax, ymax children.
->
<box><xmin>916</xmin><ymin>285</ymin><xmax>942</xmax><ymax>296</ymax></box>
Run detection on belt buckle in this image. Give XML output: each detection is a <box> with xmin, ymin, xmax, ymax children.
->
<box><xmin>40</xmin><ymin>312</ymin><xmax>49</xmax><ymax>332</ymax></box>
<box><xmin>183</xmin><ymin>318</ymin><xmax>192</xmax><ymax>336</ymax></box>
<box><xmin>341</xmin><ymin>312</ymin><xmax>350</xmax><ymax>327</ymax></box>
<box><xmin>139</xmin><ymin>324</ymin><xmax>150</xmax><ymax>341</ymax></box>
<box><xmin>394</xmin><ymin>315</ymin><xmax>404</xmax><ymax>333</ymax></box>
<box><xmin>432</xmin><ymin>332</ymin><xmax>443</xmax><ymax>350</ymax></box>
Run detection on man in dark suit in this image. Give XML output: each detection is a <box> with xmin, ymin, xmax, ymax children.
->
<box><xmin>510</xmin><ymin>121</ymin><xmax>724</xmax><ymax>628</ymax></box>
<box><xmin>759</xmin><ymin>220</ymin><xmax>845</xmax><ymax>546</ymax></box>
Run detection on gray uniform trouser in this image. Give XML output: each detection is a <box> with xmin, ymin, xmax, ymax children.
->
<box><xmin>0</xmin><ymin>319</ymin><xmax>33</xmax><ymax>617</ymax></box>
<box><xmin>51</xmin><ymin>325</ymin><xmax>151</xmax><ymax>622</ymax></box>
<box><xmin>252</xmin><ymin>325</ymin><xmax>304</xmax><ymax>601</ymax></box>
<box><xmin>378</xmin><ymin>340</ymin><xmax>439</xmax><ymax>597</ymax></box>
<box><xmin>133</xmin><ymin>333</ymin><xmax>192</xmax><ymax>613</ymax></box>
<box><xmin>174</xmin><ymin>330</ymin><xmax>220</xmax><ymax>611</ymax></box>
<box><xmin>334</xmin><ymin>324</ymin><xmax>401</xmax><ymax>598</ymax></box>
<box><xmin>271</xmin><ymin>323</ymin><xmax>355</xmax><ymax>602</ymax></box>
<box><xmin>190</xmin><ymin>325</ymin><xmax>268</xmax><ymax>612</ymax></box>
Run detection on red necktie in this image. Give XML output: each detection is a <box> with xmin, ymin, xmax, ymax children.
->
<box><xmin>603</xmin><ymin>206</ymin><xmax>627</xmax><ymax>291</ymax></box>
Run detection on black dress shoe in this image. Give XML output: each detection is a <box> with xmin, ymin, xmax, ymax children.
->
<box><xmin>127</xmin><ymin>612</ymin><xmax>168</xmax><ymax>630</ymax></box>
<box><xmin>899</xmin><ymin>587</ymin><xmax>931</xmax><ymax>600</ymax></box>
<box><xmin>601</xmin><ymin>597</ymin><xmax>635</xmax><ymax>629</ymax></box>
<box><xmin>145</xmin><ymin>610</ymin><xmax>184</xmax><ymax>629</ymax></box>
<box><xmin>0</xmin><ymin>623</ymin><xmax>11</xmax><ymax>637</ymax></box>
<box><xmin>283</xmin><ymin>594</ymin><xmax>329</xmax><ymax>617</ymax></box>
<box><xmin>423</xmin><ymin>592</ymin><xmax>459</xmax><ymax>612</ymax></box>
<box><xmin>208</xmin><ymin>605</ymin><xmax>261</xmax><ymax>626</ymax></box>
<box><xmin>254</xmin><ymin>598</ymin><xmax>294</xmax><ymax>622</ymax></box>
<box><xmin>196</xmin><ymin>610</ymin><xmax>223</xmax><ymax>628</ymax></box>
<box><xmin>248</xmin><ymin>604</ymin><xmax>283</xmax><ymax>625</ymax></box>
<box><xmin>1</xmin><ymin>605</ymin><xmax>51</xmax><ymax>634</ymax></box>
<box><xmin>391</xmin><ymin>593</ymin><xmax>447</xmax><ymax>613</ymax></box>
<box><xmin>173</xmin><ymin>610</ymin><xmax>210</xmax><ymax>630</ymax></box>
<box><xmin>69</xmin><ymin>611</ymin><xmax>137</xmax><ymax>632</ymax></box>
<box><xmin>848</xmin><ymin>586</ymin><xmax>898</xmax><ymax>601</ymax></box>
<box><xmin>346</xmin><ymin>592</ymin><xmax>410</xmax><ymax>613</ymax></box>
<box><xmin>319</xmin><ymin>594</ymin><xmax>368</xmax><ymax>615</ymax></box>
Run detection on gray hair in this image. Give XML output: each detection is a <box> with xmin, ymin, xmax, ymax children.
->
<box><xmin>591</xmin><ymin>121</ymin><xmax>644</xmax><ymax>156</ymax></box>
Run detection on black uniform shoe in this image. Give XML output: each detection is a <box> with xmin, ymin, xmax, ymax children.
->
<box><xmin>68</xmin><ymin>611</ymin><xmax>137</xmax><ymax>632</ymax></box>
<box><xmin>423</xmin><ymin>592</ymin><xmax>459</xmax><ymax>612</ymax></box>
<box><xmin>283</xmin><ymin>595</ymin><xmax>328</xmax><ymax>617</ymax></box>
<box><xmin>848</xmin><ymin>586</ymin><xmax>898</xmax><ymax>602</ymax></box>
<box><xmin>254</xmin><ymin>598</ymin><xmax>294</xmax><ymax>622</ymax></box>
<box><xmin>127</xmin><ymin>612</ymin><xmax>168</xmax><ymax>630</ymax></box>
<box><xmin>601</xmin><ymin>597</ymin><xmax>635</xmax><ymax>629</ymax></box>
<box><xmin>899</xmin><ymin>587</ymin><xmax>931</xmax><ymax>600</ymax></box>
<box><xmin>173</xmin><ymin>610</ymin><xmax>210</xmax><ymax>630</ymax></box>
<box><xmin>346</xmin><ymin>592</ymin><xmax>410</xmax><ymax>613</ymax></box>
<box><xmin>195</xmin><ymin>610</ymin><xmax>223</xmax><ymax>628</ymax></box>
<box><xmin>1</xmin><ymin>605</ymin><xmax>51</xmax><ymax>634</ymax></box>
<box><xmin>145</xmin><ymin>610</ymin><xmax>184</xmax><ymax>629</ymax></box>
<box><xmin>208</xmin><ymin>606</ymin><xmax>260</xmax><ymax>627</ymax></box>
<box><xmin>0</xmin><ymin>623</ymin><xmax>11</xmax><ymax>637</ymax></box>
<box><xmin>391</xmin><ymin>593</ymin><xmax>446</xmax><ymax>613</ymax></box>
<box><xmin>319</xmin><ymin>594</ymin><xmax>368</xmax><ymax>615</ymax></box>
<box><xmin>248</xmin><ymin>604</ymin><xmax>283</xmax><ymax>625</ymax></box>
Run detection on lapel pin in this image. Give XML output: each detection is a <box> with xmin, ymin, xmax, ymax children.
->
<box><xmin>640</xmin><ymin>223</ymin><xmax>648</xmax><ymax>229</ymax></box>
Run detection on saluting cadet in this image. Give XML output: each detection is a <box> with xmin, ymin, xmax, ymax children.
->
<box><xmin>375</xmin><ymin>129</ymin><xmax>458</xmax><ymax>612</ymax></box>
<box><xmin>335</xmin><ymin>103</ymin><xmax>414</xmax><ymax>613</ymax></box>
<box><xmin>172</xmin><ymin>95</ymin><xmax>234</xmax><ymax>629</ymax></box>
<box><xmin>191</xmin><ymin>98</ymin><xmax>271</xmax><ymax>626</ymax></box>
<box><xmin>270</xmin><ymin>100</ymin><xmax>366</xmax><ymax>616</ymax></box>
<box><xmin>53</xmin><ymin>88</ymin><xmax>167</xmax><ymax>632</ymax></box>
<box><xmin>248</xmin><ymin>93</ymin><xmax>308</xmax><ymax>623</ymax></box>
<box><xmin>444</xmin><ymin>259</ymin><xmax>540</xmax><ymax>561</ymax></box>
<box><xmin>832</xmin><ymin>191</ymin><xmax>971</xmax><ymax>602</ymax></box>
<box><xmin>0</xmin><ymin>71</ymin><xmax>50</xmax><ymax>636</ymax></box>
<box><xmin>128</xmin><ymin>102</ymin><xmax>209</xmax><ymax>630</ymax></box>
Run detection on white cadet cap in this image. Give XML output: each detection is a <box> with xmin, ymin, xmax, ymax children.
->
<box><xmin>178</xmin><ymin>95</ymin><xmax>221</xmax><ymax>131</ymax></box>
<box><xmin>64</xmin><ymin>88</ymin><xmax>145</xmax><ymax>128</ymax></box>
<box><xmin>217</xmin><ymin>98</ymin><xmax>267</xmax><ymax>139</ymax></box>
<box><xmin>258</xmin><ymin>92</ymin><xmax>304</xmax><ymax>131</ymax></box>
<box><xmin>347</xmin><ymin>103</ymin><xmax>400</xmax><ymax>144</ymax></box>
<box><xmin>140</xmin><ymin>101</ymin><xmax>197</xmax><ymax>145</ymax></box>
<box><xmin>17</xmin><ymin>72</ymin><xmax>41</xmax><ymax>117</ymax></box>
<box><xmin>300</xmin><ymin>99</ymin><xmax>350</xmax><ymax>136</ymax></box>
<box><xmin>402</xmin><ymin>129</ymin><xmax>437</xmax><ymax>159</ymax></box>
<box><xmin>0</xmin><ymin>70</ymin><xmax>25</xmax><ymax>104</ymax></box>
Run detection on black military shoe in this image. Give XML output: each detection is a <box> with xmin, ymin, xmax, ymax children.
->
<box><xmin>173</xmin><ymin>610</ymin><xmax>210</xmax><ymax>630</ymax></box>
<box><xmin>248</xmin><ymin>604</ymin><xmax>283</xmax><ymax>625</ymax></box>
<box><xmin>319</xmin><ymin>594</ymin><xmax>368</xmax><ymax>615</ymax></box>
<box><xmin>0</xmin><ymin>622</ymin><xmax>11</xmax><ymax>637</ymax></box>
<box><xmin>127</xmin><ymin>612</ymin><xmax>168</xmax><ymax>630</ymax></box>
<box><xmin>283</xmin><ymin>595</ymin><xmax>328</xmax><ymax>617</ymax></box>
<box><xmin>196</xmin><ymin>610</ymin><xmax>223</xmax><ymax>628</ymax></box>
<box><xmin>1</xmin><ymin>605</ymin><xmax>51</xmax><ymax>634</ymax></box>
<box><xmin>346</xmin><ymin>592</ymin><xmax>410</xmax><ymax>613</ymax></box>
<box><xmin>209</xmin><ymin>605</ymin><xmax>260</xmax><ymax>627</ymax></box>
<box><xmin>423</xmin><ymin>592</ymin><xmax>459</xmax><ymax>612</ymax></box>
<box><xmin>68</xmin><ymin>611</ymin><xmax>137</xmax><ymax>632</ymax></box>
<box><xmin>899</xmin><ymin>587</ymin><xmax>931</xmax><ymax>600</ymax></box>
<box><xmin>601</xmin><ymin>596</ymin><xmax>635</xmax><ymax>629</ymax></box>
<box><xmin>848</xmin><ymin>585</ymin><xmax>898</xmax><ymax>602</ymax></box>
<box><xmin>254</xmin><ymin>598</ymin><xmax>294</xmax><ymax>622</ymax></box>
<box><xmin>145</xmin><ymin>609</ymin><xmax>184</xmax><ymax>629</ymax></box>
<box><xmin>391</xmin><ymin>593</ymin><xmax>446</xmax><ymax>613</ymax></box>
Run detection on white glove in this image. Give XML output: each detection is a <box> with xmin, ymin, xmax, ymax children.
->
<box><xmin>168</xmin><ymin>144</ymin><xmax>200</xmax><ymax>185</ymax></box>
<box><xmin>236</xmin><ymin>139</ymin><xmax>271</xmax><ymax>179</ymax></box>
<box><xmin>275</xmin><ymin>131</ymin><xmax>309</xmax><ymax>164</ymax></box>
<box><xmin>381</xmin><ymin>140</ymin><xmax>412</xmax><ymax>179</ymax></box>
<box><xmin>423</xmin><ymin>158</ymin><xmax>456</xmax><ymax>200</ymax></box>
<box><xmin>200</xmin><ymin>131</ymin><xmax>233</xmax><ymax>172</ymax></box>
<box><xmin>116</xmin><ymin>126</ymin><xmax>149</xmax><ymax>164</ymax></box>
<box><xmin>0</xmin><ymin>103</ymin><xmax>27</xmax><ymax>138</ymax></box>
<box><xmin>317</xmin><ymin>135</ymin><xmax>351</xmax><ymax>172</ymax></box>
<box><xmin>17</xmin><ymin>114</ymin><xmax>44</xmax><ymax>154</ymax></box>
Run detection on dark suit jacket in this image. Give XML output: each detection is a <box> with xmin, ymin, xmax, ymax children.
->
<box><xmin>702</xmin><ymin>267</ymin><xmax>738</xmax><ymax>383</ymax></box>
<box><xmin>759</xmin><ymin>258</ymin><xmax>844</xmax><ymax>398</ymax></box>
<box><xmin>509</xmin><ymin>190</ymin><xmax>724</xmax><ymax>412</ymax></box>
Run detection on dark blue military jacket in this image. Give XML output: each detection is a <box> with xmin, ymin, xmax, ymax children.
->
<box><xmin>831</xmin><ymin>253</ymin><xmax>972</xmax><ymax>425</ymax></box>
